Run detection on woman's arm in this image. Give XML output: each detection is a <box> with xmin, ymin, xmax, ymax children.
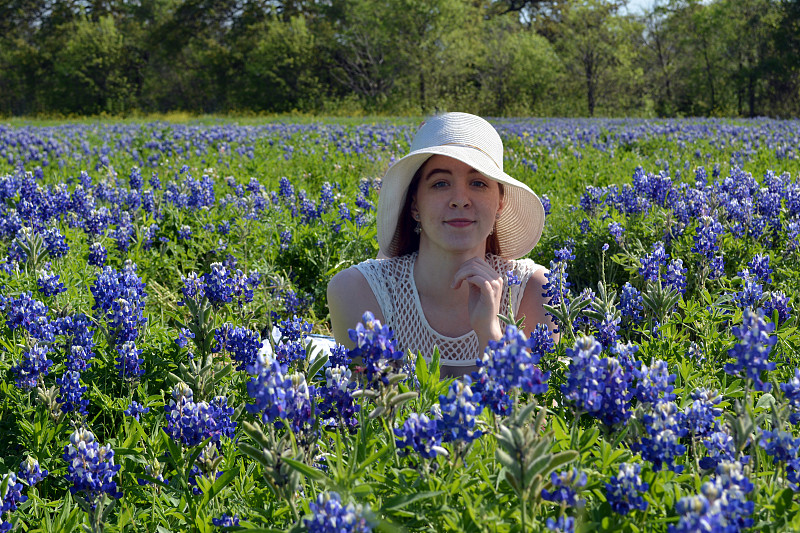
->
<box><xmin>516</xmin><ymin>267</ymin><xmax>560</xmax><ymax>343</ymax></box>
<box><xmin>327</xmin><ymin>267</ymin><xmax>385</xmax><ymax>349</ymax></box>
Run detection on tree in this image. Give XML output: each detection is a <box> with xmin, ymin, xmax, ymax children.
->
<box><xmin>555</xmin><ymin>0</ymin><xmax>642</xmax><ymax>116</ymax></box>
<box><xmin>52</xmin><ymin>15</ymin><xmax>134</xmax><ymax>114</ymax></box>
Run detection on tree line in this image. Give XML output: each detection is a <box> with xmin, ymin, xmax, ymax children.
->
<box><xmin>1</xmin><ymin>0</ymin><xmax>798</xmax><ymax>118</ymax></box>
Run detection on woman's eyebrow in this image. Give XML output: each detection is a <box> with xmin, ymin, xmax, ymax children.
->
<box><xmin>423</xmin><ymin>168</ymin><xmax>451</xmax><ymax>180</ymax></box>
<box><xmin>424</xmin><ymin>167</ymin><xmax>482</xmax><ymax>180</ymax></box>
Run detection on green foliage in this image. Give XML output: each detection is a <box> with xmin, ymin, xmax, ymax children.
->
<box><xmin>2</xmin><ymin>0</ymin><xmax>800</xmax><ymax>116</ymax></box>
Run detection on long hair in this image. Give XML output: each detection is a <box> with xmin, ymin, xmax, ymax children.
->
<box><xmin>392</xmin><ymin>165</ymin><xmax>504</xmax><ymax>257</ymax></box>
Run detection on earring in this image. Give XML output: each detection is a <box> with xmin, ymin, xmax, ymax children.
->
<box><xmin>495</xmin><ymin>213</ymin><xmax>501</xmax><ymax>220</ymax></box>
<box><xmin>414</xmin><ymin>220</ymin><xmax>422</xmax><ymax>235</ymax></box>
<box><xmin>489</xmin><ymin>225</ymin><xmax>494</xmax><ymax>236</ymax></box>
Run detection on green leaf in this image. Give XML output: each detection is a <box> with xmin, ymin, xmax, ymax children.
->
<box><xmin>383</xmin><ymin>491</ymin><xmax>445</xmax><ymax>511</ymax></box>
<box><xmin>200</xmin><ymin>468</ymin><xmax>238</xmax><ymax>507</ymax></box>
<box><xmin>307</xmin><ymin>352</ymin><xmax>329</xmax><ymax>381</ymax></box>
<box><xmin>282</xmin><ymin>457</ymin><xmax>328</xmax><ymax>482</ymax></box>
<box><xmin>775</xmin><ymin>487</ymin><xmax>794</xmax><ymax>516</ymax></box>
<box><xmin>755</xmin><ymin>393</ymin><xmax>776</xmax><ymax>411</ymax></box>
<box><xmin>355</xmin><ymin>445</ymin><xmax>391</xmax><ymax>477</ymax></box>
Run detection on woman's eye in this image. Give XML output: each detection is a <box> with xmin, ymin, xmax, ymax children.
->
<box><xmin>472</xmin><ymin>180</ymin><xmax>488</xmax><ymax>188</ymax></box>
<box><xmin>432</xmin><ymin>181</ymin><xmax>448</xmax><ymax>188</ymax></box>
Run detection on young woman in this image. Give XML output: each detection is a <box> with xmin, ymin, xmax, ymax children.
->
<box><xmin>327</xmin><ymin>112</ymin><xmax>555</xmax><ymax>378</ymax></box>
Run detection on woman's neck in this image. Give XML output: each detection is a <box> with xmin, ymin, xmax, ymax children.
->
<box><xmin>412</xmin><ymin>243</ymin><xmax>487</xmax><ymax>300</ymax></box>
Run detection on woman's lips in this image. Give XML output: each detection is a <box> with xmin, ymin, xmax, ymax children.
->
<box><xmin>444</xmin><ymin>219</ymin><xmax>475</xmax><ymax>227</ymax></box>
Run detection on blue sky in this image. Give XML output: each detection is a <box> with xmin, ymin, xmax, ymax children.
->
<box><xmin>625</xmin><ymin>0</ymin><xmax>656</xmax><ymax>14</ymax></box>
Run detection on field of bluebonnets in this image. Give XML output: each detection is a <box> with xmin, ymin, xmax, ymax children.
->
<box><xmin>0</xmin><ymin>116</ymin><xmax>799</xmax><ymax>533</ymax></box>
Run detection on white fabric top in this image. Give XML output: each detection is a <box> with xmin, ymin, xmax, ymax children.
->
<box><xmin>353</xmin><ymin>252</ymin><xmax>544</xmax><ymax>366</ymax></box>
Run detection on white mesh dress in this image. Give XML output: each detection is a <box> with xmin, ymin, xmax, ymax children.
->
<box><xmin>353</xmin><ymin>252</ymin><xmax>544</xmax><ymax>367</ymax></box>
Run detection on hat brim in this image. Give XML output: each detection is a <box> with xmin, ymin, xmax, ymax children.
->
<box><xmin>377</xmin><ymin>145</ymin><xmax>545</xmax><ymax>260</ymax></box>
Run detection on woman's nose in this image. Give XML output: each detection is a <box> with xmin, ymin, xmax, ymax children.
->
<box><xmin>449</xmin><ymin>183</ymin><xmax>471</xmax><ymax>208</ymax></box>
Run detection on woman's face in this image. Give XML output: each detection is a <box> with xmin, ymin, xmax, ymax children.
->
<box><xmin>411</xmin><ymin>155</ymin><xmax>503</xmax><ymax>256</ymax></box>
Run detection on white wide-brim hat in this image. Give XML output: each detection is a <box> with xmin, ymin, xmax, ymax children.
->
<box><xmin>378</xmin><ymin>112</ymin><xmax>545</xmax><ymax>260</ymax></box>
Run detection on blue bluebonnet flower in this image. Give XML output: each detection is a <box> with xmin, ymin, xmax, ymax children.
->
<box><xmin>619</xmin><ymin>283</ymin><xmax>644</xmax><ymax>323</ymax></box>
<box><xmin>638</xmin><ymin>241</ymin><xmax>668</xmax><ymax>282</ymax></box>
<box><xmin>278</xmin><ymin>177</ymin><xmax>295</xmax><ymax>202</ymax></box>
<box><xmin>608</xmin><ymin>221</ymin><xmax>624</xmax><ymax>244</ymax></box>
<box><xmin>788</xmin><ymin>220</ymin><xmax>800</xmax><ymax>252</ymax></box>
<box><xmin>164</xmin><ymin>383</ymin><xmax>236</xmax><ymax>447</ymax></box>
<box><xmin>543</xmin><ymin>260</ymin><xmax>570</xmax><ymax>308</ymax></box>
<box><xmin>747</xmin><ymin>253</ymin><xmax>773</xmax><ymax>285</ymax></box>
<box><xmin>723</xmin><ymin>308</ymin><xmax>777</xmax><ymax>392</ymax></box>
<box><xmin>633</xmin><ymin>360</ymin><xmax>676</xmax><ymax>405</ymax></box>
<box><xmin>664</xmin><ymin>259</ymin><xmax>687</xmax><ymax>294</ymax></box>
<box><xmin>87</xmin><ymin>242</ymin><xmax>107</xmax><ymax>267</ymax></box>
<box><xmin>37</xmin><ymin>268</ymin><xmax>66</xmax><ymax>297</ymax></box>
<box><xmin>691</xmin><ymin>216</ymin><xmax>724</xmax><ymax>262</ymax></box>
<box><xmin>56</xmin><ymin>370</ymin><xmax>89</xmax><ymax>414</ymax></box>
<box><xmin>684</xmin><ymin>388</ymin><xmax>722</xmax><ymax>439</ymax></box>
<box><xmin>571</xmin><ymin>288</ymin><xmax>596</xmax><ymax>333</ymax></box>
<box><xmin>347</xmin><ymin>312</ymin><xmax>404</xmax><ymax>386</ymax></box>
<box><xmin>329</xmin><ymin>344</ymin><xmax>351</xmax><ymax>367</ymax></box>
<box><xmin>246</xmin><ymin>357</ymin><xmax>314</xmax><ymax>433</ymax></box>
<box><xmin>213</xmin><ymin>323</ymin><xmax>261</xmax><ymax>371</ymax></box>
<box><xmin>91</xmin><ymin>263</ymin><xmax>148</xmax><ymax>345</ymax></box>
<box><xmin>175</xmin><ymin>327</ymin><xmax>195</xmax><ymax>350</ymax></box>
<box><xmin>545</xmin><ymin>515</ymin><xmax>575</xmax><ymax>533</ymax></box>
<box><xmin>395</xmin><ymin>413</ymin><xmax>446</xmax><ymax>459</ymax></box>
<box><xmin>212</xmin><ymin>514</ymin><xmax>240</xmax><ymax>527</ymax></box>
<box><xmin>669</xmin><ymin>460</ymin><xmax>754</xmax><ymax>533</ymax></box>
<box><xmin>11</xmin><ymin>344</ymin><xmax>53</xmax><ymax>390</ymax></box>
<box><xmin>472</xmin><ymin>326</ymin><xmax>550</xmax><ymax>416</ymax></box>
<box><xmin>178</xmin><ymin>272</ymin><xmax>206</xmax><ymax>306</ymax></box>
<box><xmin>759</xmin><ymin>429</ymin><xmax>800</xmax><ymax>464</ymax></box>
<box><xmin>606</xmin><ymin>463</ymin><xmax>649</xmax><ymax>515</ymax></box>
<box><xmin>274</xmin><ymin>339</ymin><xmax>307</xmax><ymax>366</ymax></box>
<box><xmin>129</xmin><ymin>166</ymin><xmax>142</xmax><ymax>189</ymax></box>
<box><xmin>438</xmin><ymin>376</ymin><xmax>484</xmax><ymax>444</ymax></box>
<box><xmin>304</xmin><ymin>492</ymin><xmax>373</xmax><ymax>533</ymax></box>
<box><xmin>318</xmin><ymin>365</ymin><xmax>360</xmax><ymax>430</ymax></box>
<box><xmin>277</xmin><ymin>316</ymin><xmax>313</xmax><ymax>343</ymax></box>
<box><xmin>637</xmin><ymin>400</ymin><xmax>687</xmax><ymax>473</ymax></box>
<box><xmin>561</xmin><ymin>335</ymin><xmax>633</xmax><ymax>427</ymax></box>
<box><xmin>541</xmin><ymin>194</ymin><xmax>551</xmax><ymax>215</ymax></box>
<box><xmin>115</xmin><ymin>341</ymin><xmax>145</xmax><ymax>380</ymax></box>
<box><xmin>124</xmin><ymin>401</ymin><xmax>150</xmax><ymax>421</ymax></box>
<box><xmin>43</xmin><ymin>227</ymin><xmax>69</xmax><ymax>258</ymax></box>
<box><xmin>1</xmin><ymin>472</ymin><xmax>27</xmax><ymax>529</ymax></box>
<box><xmin>788</xmin><ymin>459</ymin><xmax>800</xmax><ymax>490</ymax></box>
<box><xmin>529</xmin><ymin>323</ymin><xmax>556</xmax><ymax>360</ymax></box>
<box><xmin>763</xmin><ymin>290</ymin><xmax>792</xmax><ymax>325</ymax></box>
<box><xmin>687</xmin><ymin>341</ymin><xmax>705</xmax><ymax>364</ymax></box>
<box><xmin>579</xmin><ymin>219</ymin><xmax>591</xmax><ymax>234</ymax></box>
<box><xmin>733</xmin><ymin>268</ymin><xmax>763</xmax><ymax>309</ymax></box>
<box><xmin>3</xmin><ymin>292</ymin><xmax>55</xmax><ymax>342</ymax></box>
<box><xmin>708</xmin><ymin>255</ymin><xmax>725</xmax><ymax>280</ymax></box>
<box><xmin>541</xmin><ymin>468</ymin><xmax>587</xmax><ymax>508</ymax></box>
<box><xmin>579</xmin><ymin>186</ymin><xmax>606</xmax><ymax>215</ymax></box>
<box><xmin>699</xmin><ymin>431</ymin><xmax>737</xmax><ymax>470</ymax></box>
<box><xmin>17</xmin><ymin>457</ymin><xmax>48</xmax><ymax>487</ymax></box>
<box><xmin>177</xmin><ymin>225</ymin><xmax>192</xmax><ymax>241</ymax></box>
<box><xmin>203</xmin><ymin>263</ymin><xmax>235</xmax><ymax>306</ymax></box>
<box><xmin>780</xmin><ymin>368</ymin><xmax>800</xmax><ymax>424</ymax></box>
<box><xmin>338</xmin><ymin>203</ymin><xmax>352</xmax><ymax>222</ymax></box>
<box><xmin>62</xmin><ymin>428</ymin><xmax>122</xmax><ymax>502</ymax></box>
<box><xmin>596</xmin><ymin>312</ymin><xmax>621</xmax><ymax>348</ymax></box>
<box><xmin>506</xmin><ymin>270</ymin><xmax>520</xmax><ymax>286</ymax></box>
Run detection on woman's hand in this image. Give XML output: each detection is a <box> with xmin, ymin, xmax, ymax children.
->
<box><xmin>452</xmin><ymin>257</ymin><xmax>504</xmax><ymax>347</ymax></box>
